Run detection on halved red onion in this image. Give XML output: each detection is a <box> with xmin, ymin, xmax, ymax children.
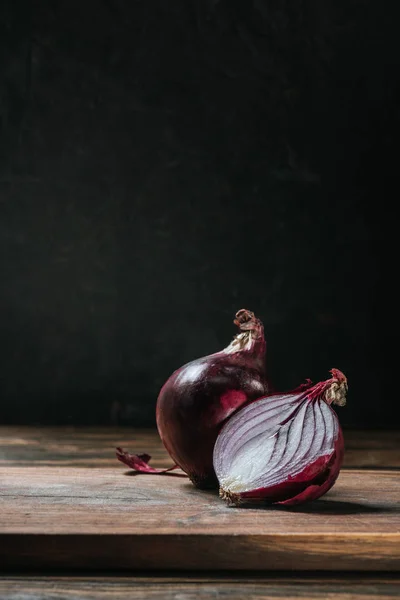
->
<box><xmin>213</xmin><ymin>369</ymin><xmax>347</xmax><ymax>506</ymax></box>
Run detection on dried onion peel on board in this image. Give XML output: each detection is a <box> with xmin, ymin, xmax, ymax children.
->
<box><xmin>213</xmin><ymin>369</ymin><xmax>347</xmax><ymax>506</ymax></box>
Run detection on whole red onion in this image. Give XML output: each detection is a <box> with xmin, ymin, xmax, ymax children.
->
<box><xmin>154</xmin><ymin>309</ymin><xmax>270</xmax><ymax>488</ymax></box>
<box><xmin>117</xmin><ymin>309</ymin><xmax>269</xmax><ymax>486</ymax></box>
<box><xmin>213</xmin><ymin>369</ymin><xmax>347</xmax><ymax>505</ymax></box>
<box><xmin>116</xmin><ymin>309</ymin><xmax>269</xmax><ymax>487</ymax></box>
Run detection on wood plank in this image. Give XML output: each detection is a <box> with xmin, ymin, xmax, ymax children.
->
<box><xmin>0</xmin><ymin>575</ymin><xmax>399</xmax><ymax>599</ymax></box>
<box><xmin>1</xmin><ymin>427</ymin><xmax>399</xmax><ymax>468</ymax></box>
<box><xmin>0</xmin><ymin>467</ymin><xmax>399</xmax><ymax>571</ymax></box>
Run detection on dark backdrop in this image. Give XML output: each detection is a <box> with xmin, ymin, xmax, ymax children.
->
<box><xmin>0</xmin><ymin>1</ymin><xmax>397</xmax><ymax>427</ymax></box>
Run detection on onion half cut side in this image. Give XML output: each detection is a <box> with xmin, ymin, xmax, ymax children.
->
<box><xmin>213</xmin><ymin>369</ymin><xmax>347</xmax><ymax>506</ymax></box>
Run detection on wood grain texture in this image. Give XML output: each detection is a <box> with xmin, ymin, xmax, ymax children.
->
<box><xmin>0</xmin><ymin>575</ymin><xmax>399</xmax><ymax>599</ymax></box>
<box><xmin>1</xmin><ymin>466</ymin><xmax>399</xmax><ymax>571</ymax></box>
<box><xmin>1</xmin><ymin>427</ymin><xmax>399</xmax><ymax>468</ymax></box>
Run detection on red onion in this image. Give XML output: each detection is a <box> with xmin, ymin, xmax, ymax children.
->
<box><xmin>213</xmin><ymin>369</ymin><xmax>347</xmax><ymax>506</ymax></box>
<box><xmin>117</xmin><ymin>309</ymin><xmax>270</xmax><ymax>488</ymax></box>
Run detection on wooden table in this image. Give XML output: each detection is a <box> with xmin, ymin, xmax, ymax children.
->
<box><xmin>0</xmin><ymin>427</ymin><xmax>399</xmax><ymax>598</ymax></box>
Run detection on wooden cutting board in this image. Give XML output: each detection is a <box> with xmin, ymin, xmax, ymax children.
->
<box><xmin>1</xmin><ymin>575</ymin><xmax>399</xmax><ymax>599</ymax></box>
<box><xmin>1</xmin><ymin>463</ymin><xmax>399</xmax><ymax>571</ymax></box>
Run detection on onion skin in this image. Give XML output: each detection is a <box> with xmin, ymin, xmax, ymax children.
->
<box><xmin>215</xmin><ymin>369</ymin><xmax>347</xmax><ymax>506</ymax></box>
<box><xmin>278</xmin><ymin>428</ymin><xmax>344</xmax><ymax>506</ymax></box>
<box><xmin>156</xmin><ymin>309</ymin><xmax>270</xmax><ymax>488</ymax></box>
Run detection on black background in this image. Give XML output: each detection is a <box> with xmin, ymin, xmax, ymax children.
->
<box><xmin>0</xmin><ymin>1</ymin><xmax>397</xmax><ymax>427</ymax></box>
